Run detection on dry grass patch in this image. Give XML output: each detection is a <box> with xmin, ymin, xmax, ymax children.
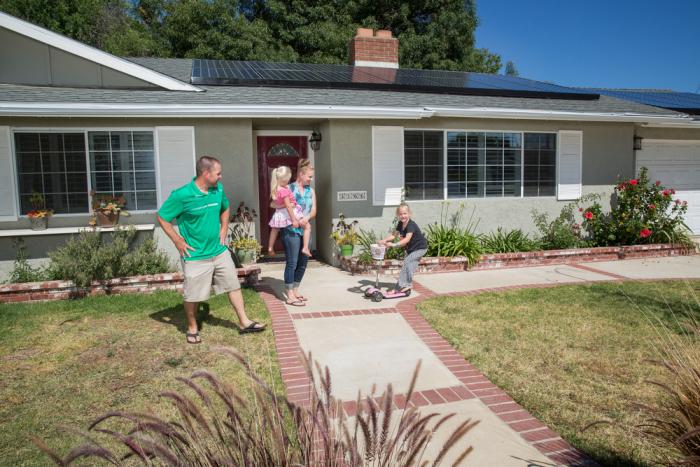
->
<box><xmin>418</xmin><ymin>280</ymin><xmax>700</xmax><ymax>467</ymax></box>
<box><xmin>0</xmin><ymin>289</ymin><xmax>279</xmax><ymax>466</ymax></box>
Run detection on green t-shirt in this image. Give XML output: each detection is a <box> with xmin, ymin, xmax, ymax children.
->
<box><xmin>158</xmin><ymin>179</ymin><xmax>230</xmax><ymax>261</ymax></box>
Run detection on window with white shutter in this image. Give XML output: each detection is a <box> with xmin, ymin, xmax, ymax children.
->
<box><xmin>557</xmin><ymin>130</ymin><xmax>582</xmax><ymax>200</ymax></box>
<box><xmin>372</xmin><ymin>126</ymin><xmax>404</xmax><ymax>206</ymax></box>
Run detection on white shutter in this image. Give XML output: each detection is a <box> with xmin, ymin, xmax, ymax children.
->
<box><xmin>155</xmin><ymin>126</ymin><xmax>196</xmax><ymax>206</ymax></box>
<box><xmin>372</xmin><ymin>126</ymin><xmax>404</xmax><ymax>206</ymax></box>
<box><xmin>557</xmin><ymin>130</ymin><xmax>582</xmax><ymax>200</ymax></box>
<box><xmin>0</xmin><ymin>127</ymin><xmax>18</xmax><ymax>220</ymax></box>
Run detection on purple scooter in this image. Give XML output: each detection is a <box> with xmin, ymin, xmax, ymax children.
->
<box><xmin>363</xmin><ymin>243</ymin><xmax>411</xmax><ymax>302</ymax></box>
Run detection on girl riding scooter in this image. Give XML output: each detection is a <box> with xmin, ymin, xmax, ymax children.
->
<box><xmin>378</xmin><ymin>203</ymin><xmax>428</xmax><ymax>295</ymax></box>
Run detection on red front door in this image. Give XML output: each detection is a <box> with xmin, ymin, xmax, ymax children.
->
<box><xmin>257</xmin><ymin>136</ymin><xmax>309</xmax><ymax>252</ymax></box>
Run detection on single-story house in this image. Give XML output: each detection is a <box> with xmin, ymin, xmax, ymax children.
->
<box><xmin>1</xmin><ymin>11</ymin><xmax>699</xmax><ymax>279</ymax></box>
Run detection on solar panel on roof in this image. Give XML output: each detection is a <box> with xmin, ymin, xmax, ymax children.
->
<box><xmin>191</xmin><ymin>59</ymin><xmax>599</xmax><ymax>100</ymax></box>
<box><xmin>589</xmin><ymin>89</ymin><xmax>700</xmax><ymax>114</ymax></box>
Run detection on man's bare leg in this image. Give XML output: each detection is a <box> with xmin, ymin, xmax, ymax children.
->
<box><xmin>184</xmin><ymin>301</ymin><xmax>201</xmax><ymax>343</ymax></box>
<box><xmin>228</xmin><ymin>289</ymin><xmax>265</xmax><ymax>331</ymax></box>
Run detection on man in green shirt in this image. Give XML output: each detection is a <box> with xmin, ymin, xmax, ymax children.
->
<box><xmin>157</xmin><ymin>156</ymin><xmax>266</xmax><ymax>344</ymax></box>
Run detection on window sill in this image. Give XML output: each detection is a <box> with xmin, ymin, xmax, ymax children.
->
<box><xmin>0</xmin><ymin>224</ymin><xmax>155</xmax><ymax>237</ymax></box>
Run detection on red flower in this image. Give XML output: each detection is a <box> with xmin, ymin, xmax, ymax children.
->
<box><xmin>655</xmin><ymin>180</ymin><xmax>661</xmax><ymax>186</ymax></box>
<box><xmin>578</xmin><ymin>207</ymin><xmax>583</xmax><ymax>212</ymax></box>
<box><xmin>640</xmin><ymin>228</ymin><xmax>652</xmax><ymax>238</ymax></box>
<box><xmin>617</xmin><ymin>183</ymin><xmax>625</xmax><ymax>190</ymax></box>
<box><xmin>675</xmin><ymin>199</ymin><xmax>681</xmax><ymax>205</ymax></box>
<box><xmin>671</xmin><ymin>189</ymin><xmax>676</xmax><ymax>195</ymax></box>
<box><xmin>662</xmin><ymin>189</ymin><xmax>671</xmax><ymax>197</ymax></box>
<box><xmin>647</xmin><ymin>204</ymin><xmax>656</xmax><ymax>210</ymax></box>
<box><xmin>629</xmin><ymin>179</ymin><xmax>638</xmax><ymax>186</ymax></box>
<box><xmin>584</xmin><ymin>211</ymin><xmax>594</xmax><ymax>220</ymax></box>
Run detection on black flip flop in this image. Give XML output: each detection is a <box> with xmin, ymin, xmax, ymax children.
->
<box><xmin>186</xmin><ymin>332</ymin><xmax>201</xmax><ymax>344</ymax></box>
<box><xmin>239</xmin><ymin>321</ymin><xmax>266</xmax><ymax>334</ymax></box>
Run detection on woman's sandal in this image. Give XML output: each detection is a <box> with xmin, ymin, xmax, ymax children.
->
<box><xmin>239</xmin><ymin>321</ymin><xmax>266</xmax><ymax>334</ymax></box>
<box><xmin>285</xmin><ymin>299</ymin><xmax>305</xmax><ymax>307</ymax></box>
<box><xmin>186</xmin><ymin>332</ymin><xmax>201</xmax><ymax>344</ymax></box>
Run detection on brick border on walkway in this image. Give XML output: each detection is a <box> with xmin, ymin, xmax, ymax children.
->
<box><xmin>257</xmin><ymin>262</ymin><xmax>700</xmax><ymax>466</ymax></box>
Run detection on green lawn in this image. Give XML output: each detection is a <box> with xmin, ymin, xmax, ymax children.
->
<box><xmin>418</xmin><ymin>280</ymin><xmax>700</xmax><ymax>467</ymax></box>
<box><xmin>0</xmin><ymin>289</ymin><xmax>279</xmax><ymax>466</ymax></box>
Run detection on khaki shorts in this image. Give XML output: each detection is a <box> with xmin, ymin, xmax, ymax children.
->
<box><xmin>181</xmin><ymin>251</ymin><xmax>240</xmax><ymax>302</ymax></box>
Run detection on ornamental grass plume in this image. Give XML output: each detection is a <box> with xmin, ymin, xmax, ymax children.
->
<box><xmin>33</xmin><ymin>348</ymin><xmax>477</xmax><ymax>466</ymax></box>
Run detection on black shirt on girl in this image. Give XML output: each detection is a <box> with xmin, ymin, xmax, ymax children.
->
<box><xmin>396</xmin><ymin>219</ymin><xmax>427</xmax><ymax>254</ymax></box>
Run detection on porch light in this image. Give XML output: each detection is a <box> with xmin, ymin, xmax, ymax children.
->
<box><xmin>633</xmin><ymin>135</ymin><xmax>643</xmax><ymax>151</ymax></box>
<box><xmin>309</xmin><ymin>131</ymin><xmax>322</xmax><ymax>151</ymax></box>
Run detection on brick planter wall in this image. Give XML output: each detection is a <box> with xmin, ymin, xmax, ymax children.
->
<box><xmin>0</xmin><ymin>265</ymin><xmax>260</xmax><ymax>304</ymax></box>
<box><xmin>339</xmin><ymin>243</ymin><xmax>696</xmax><ymax>275</ymax></box>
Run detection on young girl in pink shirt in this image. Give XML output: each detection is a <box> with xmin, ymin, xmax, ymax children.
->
<box><xmin>267</xmin><ymin>166</ymin><xmax>311</xmax><ymax>257</ymax></box>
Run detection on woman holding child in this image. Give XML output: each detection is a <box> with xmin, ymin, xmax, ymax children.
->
<box><xmin>273</xmin><ymin>159</ymin><xmax>316</xmax><ymax>306</ymax></box>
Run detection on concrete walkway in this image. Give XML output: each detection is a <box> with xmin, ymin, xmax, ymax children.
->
<box><xmin>257</xmin><ymin>255</ymin><xmax>700</xmax><ymax>466</ymax></box>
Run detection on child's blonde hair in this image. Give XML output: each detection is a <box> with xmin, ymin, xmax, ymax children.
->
<box><xmin>396</xmin><ymin>202</ymin><xmax>411</xmax><ymax>214</ymax></box>
<box><xmin>270</xmin><ymin>166</ymin><xmax>292</xmax><ymax>201</ymax></box>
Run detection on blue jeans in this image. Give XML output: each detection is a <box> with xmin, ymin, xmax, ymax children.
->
<box><xmin>281</xmin><ymin>228</ymin><xmax>308</xmax><ymax>290</ymax></box>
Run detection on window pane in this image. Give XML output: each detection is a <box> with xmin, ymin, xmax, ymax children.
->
<box><xmin>503</xmin><ymin>166</ymin><xmax>520</xmax><ymax>182</ymax></box>
<box><xmin>405</xmin><ymin>166</ymin><xmax>422</xmax><ymax>183</ymax></box>
<box><xmin>19</xmin><ymin>174</ymin><xmax>43</xmax><ymax>194</ymax></box>
<box><xmin>524</xmin><ymin>165</ymin><xmax>539</xmax><ymax>182</ymax></box>
<box><xmin>524</xmin><ymin>133</ymin><xmax>540</xmax><ymax>149</ymax></box>
<box><xmin>503</xmin><ymin>182</ymin><xmax>521</xmax><ymax>197</ymax></box>
<box><xmin>17</xmin><ymin>153</ymin><xmax>41</xmax><ymax>172</ymax></box>
<box><xmin>467</xmin><ymin>132</ymin><xmax>485</xmax><ymax>148</ymax></box>
<box><xmin>485</xmin><ymin>183</ymin><xmax>502</xmax><ymax>197</ymax></box>
<box><xmin>65</xmin><ymin>152</ymin><xmax>87</xmax><ymax>172</ymax></box>
<box><xmin>43</xmin><ymin>173</ymin><xmax>66</xmax><ymax>193</ymax></box>
<box><xmin>113</xmin><ymin>172</ymin><xmax>135</xmax><ymax>191</ymax></box>
<box><xmin>539</xmin><ymin>165</ymin><xmax>556</xmax><ymax>182</ymax></box>
<box><xmin>118</xmin><ymin>192</ymin><xmax>136</xmax><ymax>210</ymax></box>
<box><xmin>67</xmin><ymin>193</ymin><xmax>89</xmax><ymax>213</ymax></box>
<box><xmin>404</xmin><ymin>131</ymin><xmax>423</xmax><ymax>148</ymax></box>
<box><xmin>503</xmin><ymin>133</ymin><xmax>521</xmax><ymax>149</ymax></box>
<box><xmin>424</xmin><ymin>149</ymin><xmax>442</xmax><ymax>165</ymax></box>
<box><xmin>524</xmin><ymin>149</ymin><xmax>538</xmax><ymax>166</ymax></box>
<box><xmin>486</xmin><ymin>132</ymin><xmax>503</xmax><ymax>148</ymax></box>
<box><xmin>447</xmin><ymin>132</ymin><xmax>465</xmax><ymax>148</ymax></box>
<box><xmin>66</xmin><ymin>173</ymin><xmax>87</xmax><ymax>192</ymax></box>
<box><xmin>112</xmin><ymin>151</ymin><xmax>133</xmax><ymax>171</ymax></box>
<box><xmin>42</xmin><ymin>152</ymin><xmax>65</xmax><ymax>173</ymax></box>
<box><xmin>504</xmin><ymin>149</ymin><xmax>521</xmax><ymax>165</ymax></box>
<box><xmin>136</xmin><ymin>191</ymin><xmax>157</xmax><ymax>210</ymax></box>
<box><xmin>89</xmin><ymin>132</ymin><xmax>110</xmax><ymax>151</ymax></box>
<box><xmin>40</xmin><ymin>134</ymin><xmax>64</xmax><ymax>152</ymax></box>
<box><xmin>15</xmin><ymin>133</ymin><xmax>40</xmax><ymax>152</ymax></box>
<box><xmin>447</xmin><ymin>165</ymin><xmax>464</xmax><ymax>182</ymax></box>
<box><xmin>404</xmin><ymin>183</ymin><xmax>422</xmax><ymax>201</ymax></box>
<box><xmin>110</xmin><ymin>132</ymin><xmax>132</xmax><ymax>151</ymax></box>
<box><xmin>63</xmin><ymin>134</ymin><xmax>85</xmax><ymax>152</ymax></box>
<box><xmin>467</xmin><ymin>182</ymin><xmax>484</xmax><ymax>197</ymax></box>
<box><xmin>135</xmin><ymin>172</ymin><xmax>156</xmax><ymax>191</ymax></box>
<box><xmin>45</xmin><ymin>193</ymin><xmax>69</xmax><ymax>213</ymax></box>
<box><xmin>92</xmin><ymin>172</ymin><xmax>113</xmax><ymax>192</ymax></box>
<box><xmin>447</xmin><ymin>149</ymin><xmax>464</xmax><ymax>165</ymax></box>
<box><xmin>540</xmin><ymin>150</ymin><xmax>556</xmax><ymax>165</ymax></box>
<box><xmin>424</xmin><ymin>165</ymin><xmax>442</xmax><ymax>182</ymax></box>
<box><xmin>90</xmin><ymin>151</ymin><xmax>111</xmax><ymax>171</ymax></box>
<box><xmin>132</xmin><ymin>132</ymin><xmax>154</xmax><ymax>151</ymax></box>
<box><xmin>467</xmin><ymin>165</ymin><xmax>483</xmax><ymax>182</ymax></box>
<box><xmin>485</xmin><ymin>149</ymin><xmax>502</xmax><ymax>165</ymax></box>
<box><xmin>485</xmin><ymin>166</ymin><xmax>503</xmax><ymax>182</ymax></box>
<box><xmin>405</xmin><ymin>149</ymin><xmax>422</xmax><ymax>165</ymax></box>
<box><xmin>423</xmin><ymin>131</ymin><xmax>443</xmax><ymax>148</ymax></box>
<box><xmin>540</xmin><ymin>134</ymin><xmax>556</xmax><ymax>150</ymax></box>
<box><xmin>133</xmin><ymin>151</ymin><xmax>155</xmax><ymax>170</ymax></box>
<box><xmin>539</xmin><ymin>181</ymin><xmax>556</xmax><ymax>196</ymax></box>
<box><xmin>467</xmin><ymin>149</ymin><xmax>485</xmax><ymax>165</ymax></box>
<box><xmin>424</xmin><ymin>183</ymin><xmax>443</xmax><ymax>200</ymax></box>
<box><xmin>447</xmin><ymin>182</ymin><xmax>465</xmax><ymax>198</ymax></box>
<box><xmin>524</xmin><ymin>182</ymin><xmax>539</xmax><ymax>197</ymax></box>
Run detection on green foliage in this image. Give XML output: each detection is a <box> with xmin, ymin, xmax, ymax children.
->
<box><xmin>0</xmin><ymin>0</ymin><xmax>501</xmax><ymax>72</ymax></box>
<box><xmin>425</xmin><ymin>202</ymin><xmax>482</xmax><ymax>265</ymax></box>
<box><xmin>330</xmin><ymin>213</ymin><xmax>358</xmax><ymax>246</ymax></box>
<box><xmin>480</xmin><ymin>228</ymin><xmax>541</xmax><ymax>253</ymax></box>
<box><xmin>47</xmin><ymin>227</ymin><xmax>173</xmax><ymax>287</ymax></box>
<box><xmin>581</xmin><ymin>167</ymin><xmax>691</xmax><ymax>246</ymax></box>
<box><xmin>7</xmin><ymin>238</ymin><xmax>47</xmax><ymax>283</ymax></box>
<box><xmin>531</xmin><ymin>193</ymin><xmax>601</xmax><ymax>250</ymax></box>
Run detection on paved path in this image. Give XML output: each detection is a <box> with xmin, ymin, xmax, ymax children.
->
<box><xmin>257</xmin><ymin>255</ymin><xmax>700</xmax><ymax>466</ymax></box>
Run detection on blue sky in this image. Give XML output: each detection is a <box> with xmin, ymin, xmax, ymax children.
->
<box><xmin>475</xmin><ymin>0</ymin><xmax>700</xmax><ymax>92</ymax></box>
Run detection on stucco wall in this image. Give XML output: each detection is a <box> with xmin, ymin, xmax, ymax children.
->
<box><xmin>315</xmin><ymin>118</ymin><xmax>637</xmax><ymax>263</ymax></box>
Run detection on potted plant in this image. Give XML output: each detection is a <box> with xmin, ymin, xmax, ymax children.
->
<box><xmin>229</xmin><ymin>202</ymin><xmax>261</xmax><ymax>265</ymax></box>
<box><xmin>27</xmin><ymin>192</ymin><xmax>53</xmax><ymax>231</ymax></box>
<box><xmin>89</xmin><ymin>192</ymin><xmax>130</xmax><ymax>227</ymax></box>
<box><xmin>330</xmin><ymin>213</ymin><xmax>359</xmax><ymax>257</ymax></box>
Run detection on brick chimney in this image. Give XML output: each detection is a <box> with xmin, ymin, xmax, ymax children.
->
<box><xmin>348</xmin><ymin>28</ymin><xmax>399</xmax><ymax>69</ymax></box>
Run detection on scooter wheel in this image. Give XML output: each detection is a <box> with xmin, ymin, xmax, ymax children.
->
<box><xmin>364</xmin><ymin>289</ymin><xmax>373</xmax><ymax>297</ymax></box>
<box><xmin>371</xmin><ymin>291</ymin><xmax>383</xmax><ymax>302</ymax></box>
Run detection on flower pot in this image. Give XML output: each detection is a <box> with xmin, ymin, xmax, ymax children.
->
<box><xmin>96</xmin><ymin>211</ymin><xmax>119</xmax><ymax>227</ymax></box>
<box><xmin>29</xmin><ymin>216</ymin><xmax>48</xmax><ymax>231</ymax></box>
<box><xmin>235</xmin><ymin>248</ymin><xmax>257</xmax><ymax>265</ymax></box>
<box><xmin>340</xmin><ymin>244</ymin><xmax>354</xmax><ymax>257</ymax></box>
